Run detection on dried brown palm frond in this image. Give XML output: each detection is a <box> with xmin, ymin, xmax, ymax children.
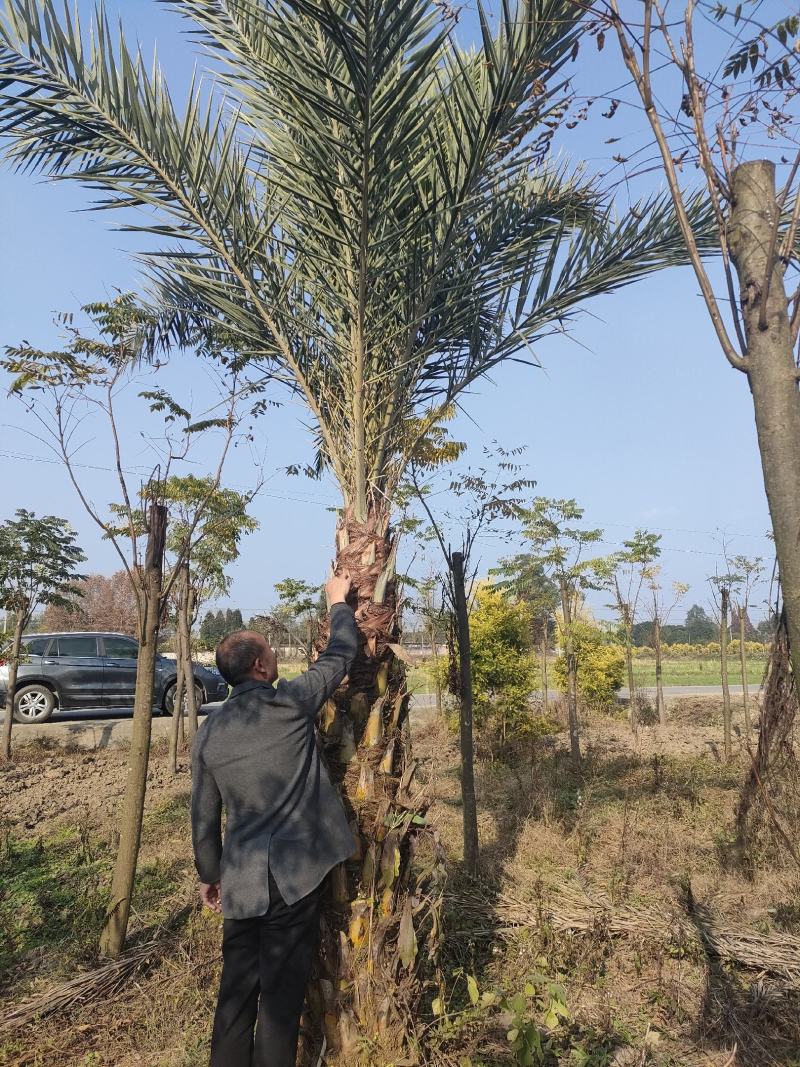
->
<box><xmin>736</xmin><ymin>613</ymin><xmax>800</xmax><ymax>871</ymax></box>
<box><xmin>448</xmin><ymin>881</ymin><xmax>800</xmax><ymax>987</ymax></box>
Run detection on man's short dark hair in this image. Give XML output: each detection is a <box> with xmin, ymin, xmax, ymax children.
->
<box><xmin>215</xmin><ymin>631</ymin><xmax>266</xmax><ymax>686</ymax></box>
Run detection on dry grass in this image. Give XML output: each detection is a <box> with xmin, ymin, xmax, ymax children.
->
<box><xmin>1</xmin><ymin>701</ymin><xmax>799</xmax><ymax>1066</ymax></box>
<box><xmin>413</xmin><ymin>699</ymin><xmax>800</xmax><ymax>1067</ymax></box>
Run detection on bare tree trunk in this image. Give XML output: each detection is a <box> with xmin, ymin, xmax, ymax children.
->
<box><xmin>739</xmin><ymin>608</ymin><xmax>751</xmax><ymax>736</ymax></box>
<box><xmin>540</xmin><ymin>631</ymin><xmax>549</xmax><ymax>715</ymax></box>
<box><xmin>178</xmin><ymin>564</ymin><xmax>199</xmax><ymax>742</ymax></box>
<box><xmin>169</xmin><ymin>626</ymin><xmax>185</xmax><ymax>775</ymax></box>
<box><xmin>452</xmin><ymin>551</ymin><xmax>479</xmax><ymax>876</ymax></box>
<box><xmin>729</xmin><ymin>161</ymin><xmax>800</xmax><ymax>691</ymax></box>
<box><xmin>1</xmin><ymin>613</ymin><xmax>25</xmax><ymax>761</ymax></box>
<box><xmin>653</xmin><ymin>616</ymin><xmax>667</xmax><ymax>726</ymax></box>
<box><xmin>720</xmin><ymin>587</ymin><xmax>732</xmax><ymax>763</ymax></box>
<box><xmin>624</xmin><ymin>616</ymin><xmax>637</xmax><ymax>735</ymax></box>
<box><xmin>99</xmin><ymin>503</ymin><xmax>167</xmax><ymax>958</ymax></box>
<box><xmin>429</xmin><ymin>618</ymin><xmax>443</xmax><ymax>719</ymax></box>
<box><xmin>560</xmin><ymin>580</ymin><xmax>581</xmax><ymax>767</ymax></box>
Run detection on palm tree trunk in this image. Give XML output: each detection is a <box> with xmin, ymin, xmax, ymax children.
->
<box><xmin>1</xmin><ymin>613</ymin><xmax>26</xmax><ymax>761</ymax></box>
<box><xmin>720</xmin><ymin>587</ymin><xmax>732</xmax><ymax>763</ymax></box>
<box><xmin>99</xmin><ymin>503</ymin><xmax>167</xmax><ymax>958</ymax></box>
<box><xmin>310</xmin><ymin>505</ymin><xmax>439</xmax><ymax>1060</ymax></box>
<box><xmin>739</xmin><ymin>609</ymin><xmax>751</xmax><ymax>737</ymax></box>
<box><xmin>729</xmin><ymin>161</ymin><xmax>800</xmax><ymax>695</ymax></box>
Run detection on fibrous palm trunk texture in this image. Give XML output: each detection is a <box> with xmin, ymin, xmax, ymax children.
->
<box><xmin>306</xmin><ymin>506</ymin><xmax>444</xmax><ymax>1063</ymax></box>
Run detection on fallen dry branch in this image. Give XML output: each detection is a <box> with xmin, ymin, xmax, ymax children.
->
<box><xmin>448</xmin><ymin>882</ymin><xmax>800</xmax><ymax>987</ymax></box>
<box><xmin>0</xmin><ymin>938</ymin><xmax>163</xmax><ymax>1033</ymax></box>
<box><xmin>0</xmin><ymin>907</ymin><xmax>193</xmax><ymax>1034</ymax></box>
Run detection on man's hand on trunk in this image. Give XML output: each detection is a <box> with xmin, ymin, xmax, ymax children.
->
<box><xmin>325</xmin><ymin>570</ymin><xmax>351</xmax><ymax>606</ymax></box>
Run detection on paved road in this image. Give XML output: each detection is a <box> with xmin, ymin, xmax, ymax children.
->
<box><xmin>2</xmin><ymin>684</ymin><xmax>761</xmax><ymax>750</ymax></box>
<box><xmin>620</xmin><ymin>684</ymin><xmax>761</xmax><ymax>698</ymax></box>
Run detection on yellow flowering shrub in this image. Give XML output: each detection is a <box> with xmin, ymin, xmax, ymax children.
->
<box><xmin>553</xmin><ymin>621</ymin><xmax>625</xmax><ymax>711</ymax></box>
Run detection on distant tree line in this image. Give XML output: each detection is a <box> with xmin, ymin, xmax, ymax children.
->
<box><xmin>630</xmin><ymin>604</ymin><xmax>774</xmax><ymax>647</ymax></box>
<box><xmin>199</xmin><ymin>608</ymin><xmax>245</xmax><ymax>647</ymax></box>
<box><xmin>40</xmin><ymin>571</ymin><xmax>139</xmax><ymax>637</ymax></box>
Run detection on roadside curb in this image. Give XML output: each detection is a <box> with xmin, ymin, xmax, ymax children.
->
<box><xmin>9</xmin><ymin>714</ymin><xmax>177</xmax><ymax>750</ymax></box>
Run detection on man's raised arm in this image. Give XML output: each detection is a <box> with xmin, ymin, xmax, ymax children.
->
<box><xmin>283</xmin><ymin>572</ymin><xmax>358</xmax><ymax>714</ymax></box>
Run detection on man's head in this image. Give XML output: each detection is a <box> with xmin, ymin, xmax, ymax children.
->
<box><xmin>215</xmin><ymin>630</ymin><xmax>278</xmax><ymax>687</ymax></box>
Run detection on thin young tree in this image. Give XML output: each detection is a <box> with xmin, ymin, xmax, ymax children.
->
<box><xmin>517</xmin><ymin>499</ymin><xmax>614</xmax><ymax>767</ymax></box>
<box><xmin>274</xmin><ymin>578</ymin><xmax>321</xmax><ymax>664</ymax></box>
<box><xmin>157</xmin><ymin>475</ymin><xmax>259</xmax><ymax>751</ymax></box>
<box><xmin>0</xmin><ymin>510</ymin><xmax>85</xmax><ymax>760</ymax></box>
<box><xmin>1</xmin><ymin>297</ymin><xmax>250</xmax><ymax>956</ymax></box>
<box><xmin>607</xmin><ymin>2</ymin><xmax>800</xmax><ymax>684</ymax></box>
<box><xmin>406</xmin><ymin>571</ymin><xmax>448</xmax><ymax>718</ymax></box>
<box><xmin>729</xmin><ymin>554</ymin><xmax>764</xmax><ymax>737</ymax></box>
<box><xmin>493</xmin><ymin>553</ymin><xmax>559</xmax><ymax>715</ymax></box>
<box><xmin>610</xmin><ymin>530</ymin><xmax>661</xmax><ymax>734</ymax></box>
<box><xmin>0</xmin><ymin>0</ymin><xmax>711</xmax><ymax>1044</ymax></box>
<box><xmin>412</xmin><ymin>449</ymin><xmax>534</xmax><ymax>876</ymax></box>
<box><xmin>646</xmin><ymin>568</ymin><xmax>689</xmax><ymax>726</ymax></box>
<box><xmin>710</xmin><ymin>570</ymin><xmax>743</xmax><ymax>763</ymax></box>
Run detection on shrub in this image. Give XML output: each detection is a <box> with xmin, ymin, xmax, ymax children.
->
<box><xmin>728</xmin><ymin>639</ymin><xmax>769</xmax><ymax>658</ymax></box>
<box><xmin>553</xmin><ymin>621</ymin><xmax>625</xmax><ymax>712</ymax></box>
<box><xmin>469</xmin><ymin>587</ymin><xmax>540</xmax><ymax>738</ymax></box>
<box><xmin>440</xmin><ymin>586</ymin><xmax>549</xmax><ymax>741</ymax></box>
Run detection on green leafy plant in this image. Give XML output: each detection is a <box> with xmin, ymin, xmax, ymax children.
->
<box><xmin>432</xmin><ymin>966</ymin><xmax>570</xmax><ymax>1067</ymax></box>
<box><xmin>553</xmin><ymin>621</ymin><xmax>625</xmax><ymax>712</ymax></box>
<box><xmin>468</xmin><ymin>586</ymin><xmax>541</xmax><ymax>739</ymax></box>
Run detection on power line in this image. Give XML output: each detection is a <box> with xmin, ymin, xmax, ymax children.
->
<box><xmin>0</xmin><ymin>448</ymin><xmax>773</xmax><ymax>544</ymax></box>
<box><xmin>0</xmin><ymin>449</ymin><xmax>339</xmax><ymax>507</ymax></box>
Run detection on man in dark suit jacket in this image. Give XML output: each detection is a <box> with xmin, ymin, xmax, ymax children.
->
<box><xmin>191</xmin><ymin>572</ymin><xmax>358</xmax><ymax>1067</ymax></box>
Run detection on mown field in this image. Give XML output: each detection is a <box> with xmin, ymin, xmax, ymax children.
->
<box><xmin>206</xmin><ymin>650</ymin><xmax>768</xmax><ymax>697</ymax></box>
<box><xmin>402</xmin><ymin>657</ymin><xmax>768</xmax><ymax>697</ymax></box>
<box><xmin>631</xmin><ymin>657</ymin><xmax>766</xmax><ymax>688</ymax></box>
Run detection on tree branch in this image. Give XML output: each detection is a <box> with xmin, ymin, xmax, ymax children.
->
<box><xmin>759</xmin><ymin>147</ymin><xmax>800</xmax><ymax>331</ymax></box>
<box><xmin>608</xmin><ymin>0</ymin><xmax>747</xmax><ymax>373</ymax></box>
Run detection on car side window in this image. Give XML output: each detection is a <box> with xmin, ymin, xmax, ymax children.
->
<box><xmin>54</xmin><ymin>636</ymin><xmax>100</xmax><ymax>658</ymax></box>
<box><xmin>102</xmin><ymin>637</ymin><xmax>139</xmax><ymax>659</ymax></box>
<box><xmin>22</xmin><ymin>637</ymin><xmax>51</xmax><ymax>656</ymax></box>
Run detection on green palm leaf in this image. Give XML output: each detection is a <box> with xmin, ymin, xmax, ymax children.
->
<box><xmin>0</xmin><ymin>0</ymin><xmax>708</xmax><ymax>516</ymax></box>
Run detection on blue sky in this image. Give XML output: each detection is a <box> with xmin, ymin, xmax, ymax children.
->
<box><xmin>0</xmin><ymin>1</ymin><xmax>780</xmax><ymax>623</ymax></box>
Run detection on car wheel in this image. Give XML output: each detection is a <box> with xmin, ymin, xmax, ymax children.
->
<box><xmin>13</xmin><ymin>684</ymin><xmax>56</xmax><ymax>724</ymax></box>
<box><xmin>163</xmin><ymin>682</ymin><xmax>204</xmax><ymax>715</ymax></box>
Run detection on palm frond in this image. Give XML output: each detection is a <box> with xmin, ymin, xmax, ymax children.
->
<box><xmin>0</xmin><ymin>0</ymin><xmax>711</xmax><ymax>513</ymax></box>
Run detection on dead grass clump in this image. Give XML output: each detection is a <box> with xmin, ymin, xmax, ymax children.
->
<box><xmin>412</xmin><ymin>701</ymin><xmax>799</xmax><ymax>1067</ymax></box>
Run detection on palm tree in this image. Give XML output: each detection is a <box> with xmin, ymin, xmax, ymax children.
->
<box><xmin>0</xmin><ymin>0</ymin><xmax>707</xmax><ymax>1053</ymax></box>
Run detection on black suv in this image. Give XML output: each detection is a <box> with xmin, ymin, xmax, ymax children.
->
<box><xmin>0</xmin><ymin>632</ymin><xmax>229</xmax><ymax>723</ymax></box>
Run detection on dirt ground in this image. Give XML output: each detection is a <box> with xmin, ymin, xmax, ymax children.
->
<box><xmin>0</xmin><ymin>699</ymin><xmax>798</xmax><ymax>1066</ymax></box>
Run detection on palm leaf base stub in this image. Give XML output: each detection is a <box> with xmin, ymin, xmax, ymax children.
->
<box><xmin>304</xmin><ymin>508</ymin><xmax>446</xmax><ymax>1063</ymax></box>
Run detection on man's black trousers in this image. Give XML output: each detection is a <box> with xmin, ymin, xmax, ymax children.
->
<box><xmin>210</xmin><ymin>871</ymin><xmax>322</xmax><ymax>1067</ymax></box>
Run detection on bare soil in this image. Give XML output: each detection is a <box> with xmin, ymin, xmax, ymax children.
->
<box><xmin>0</xmin><ymin>699</ymin><xmax>797</xmax><ymax>1066</ymax></box>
